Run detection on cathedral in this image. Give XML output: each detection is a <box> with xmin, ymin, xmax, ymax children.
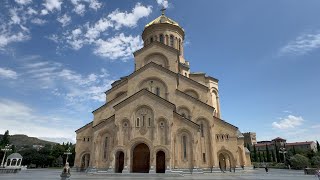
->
<box><xmin>74</xmin><ymin>10</ymin><xmax>251</xmax><ymax>174</ymax></box>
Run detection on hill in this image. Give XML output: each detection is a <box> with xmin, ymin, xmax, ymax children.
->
<box><xmin>0</xmin><ymin>134</ymin><xmax>57</xmax><ymax>148</ymax></box>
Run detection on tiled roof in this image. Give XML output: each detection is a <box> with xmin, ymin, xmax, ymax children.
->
<box><xmin>286</xmin><ymin>141</ymin><xmax>314</xmax><ymax>146</ymax></box>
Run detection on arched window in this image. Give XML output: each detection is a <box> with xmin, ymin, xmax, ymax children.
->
<box><xmin>148</xmin><ymin>118</ymin><xmax>151</xmax><ymax>127</ymax></box>
<box><xmin>142</xmin><ymin>115</ymin><xmax>145</xmax><ymax>127</ymax></box>
<box><xmin>136</xmin><ymin>117</ymin><xmax>140</xmax><ymax>127</ymax></box>
<box><xmin>181</xmin><ymin>113</ymin><xmax>186</xmax><ymax>118</ymax></box>
<box><xmin>104</xmin><ymin>137</ymin><xmax>108</xmax><ymax>159</ymax></box>
<box><xmin>156</xmin><ymin>87</ymin><xmax>160</xmax><ymax>96</ymax></box>
<box><xmin>200</xmin><ymin>123</ymin><xmax>204</xmax><ymax>137</ymax></box>
<box><xmin>159</xmin><ymin>34</ymin><xmax>164</xmax><ymax>43</ymax></box>
<box><xmin>170</xmin><ymin>35</ymin><xmax>174</xmax><ymax>47</ymax></box>
<box><xmin>150</xmin><ymin>37</ymin><xmax>153</xmax><ymax>43</ymax></box>
<box><xmin>178</xmin><ymin>39</ymin><xmax>181</xmax><ymax>51</ymax></box>
<box><xmin>182</xmin><ymin>135</ymin><xmax>187</xmax><ymax>159</ymax></box>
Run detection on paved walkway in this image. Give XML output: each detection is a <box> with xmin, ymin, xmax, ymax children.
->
<box><xmin>0</xmin><ymin>168</ymin><xmax>317</xmax><ymax>180</ymax></box>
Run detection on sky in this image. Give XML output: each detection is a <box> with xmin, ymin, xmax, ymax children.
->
<box><xmin>0</xmin><ymin>0</ymin><xmax>319</xmax><ymax>144</ymax></box>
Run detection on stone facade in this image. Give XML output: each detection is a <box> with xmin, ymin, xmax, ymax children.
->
<box><xmin>74</xmin><ymin>12</ymin><xmax>251</xmax><ymax>173</ymax></box>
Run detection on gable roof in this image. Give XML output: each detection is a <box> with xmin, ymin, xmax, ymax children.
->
<box><xmin>75</xmin><ymin>121</ymin><xmax>93</xmax><ymax>133</ymax></box>
<box><xmin>176</xmin><ymin>89</ymin><xmax>214</xmax><ymax>111</ymax></box>
<box><xmin>113</xmin><ymin>88</ymin><xmax>176</xmax><ymax>111</ymax></box>
<box><xmin>174</xmin><ymin>112</ymin><xmax>200</xmax><ymax>129</ymax></box>
<box><xmin>133</xmin><ymin>41</ymin><xmax>179</xmax><ymax>57</ymax></box>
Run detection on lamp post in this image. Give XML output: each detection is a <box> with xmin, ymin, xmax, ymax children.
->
<box><xmin>1</xmin><ymin>144</ymin><xmax>12</xmax><ymax>168</ymax></box>
<box><xmin>279</xmin><ymin>142</ymin><xmax>287</xmax><ymax>163</ymax></box>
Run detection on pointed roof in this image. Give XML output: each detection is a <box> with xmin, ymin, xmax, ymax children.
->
<box><xmin>145</xmin><ymin>14</ymin><xmax>183</xmax><ymax>31</ymax></box>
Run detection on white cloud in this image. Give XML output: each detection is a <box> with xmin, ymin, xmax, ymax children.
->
<box><xmin>9</xmin><ymin>8</ymin><xmax>21</xmax><ymax>25</ymax></box>
<box><xmin>0</xmin><ymin>67</ymin><xmax>18</xmax><ymax>79</ymax></box>
<box><xmin>0</xmin><ymin>31</ymin><xmax>30</xmax><ymax>50</ymax></box>
<box><xmin>73</xmin><ymin>3</ymin><xmax>86</xmax><ymax>15</ymax></box>
<box><xmin>21</xmin><ymin>59</ymin><xmax>114</xmax><ymax>103</ymax></box>
<box><xmin>279</xmin><ymin>32</ymin><xmax>320</xmax><ymax>56</ymax></box>
<box><xmin>31</xmin><ymin>18</ymin><xmax>47</xmax><ymax>25</ymax></box>
<box><xmin>0</xmin><ymin>99</ymin><xmax>76</xmax><ymax>143</ymax></box>
<box><xmin>15</xmin><ymin>0</ymin><xmax>32</xmax><ymax>5</ymax></box>
<box><xmin>272</xmin><ymin>115</ymin><xmax>304</xmax><ymax>129</ymax></box>
<box><xmin>42</xmin><ymin>0</ymin><xmax>62</xmax><ymax>12</ymax></box>
<box><xmin>88</xmin><ymin>0</ymin><xmax>102</xmax><ymax>10</ymax></box>
<box><xmin>27</xmin><ymin>7</ymin><xmax>37</xmax><ymax>15</ymax></box>
<box><xmin>156</xmin><ymin>0</ymin><xmax>168</xmax><ymax>8</ymax></box>
<box><xmin>108</xmin><ymin>3</ymin><xmax>152</xmax><ymax>29</ymax></box>
<box><xmin>57</xmin><ymin>14</ymin><xmax>71</xmax><ymax>27</ymax></box>
<box><xmin>40</xmin><ymin>9</ymin><xmax>49</xmax><ymax>15</ymax></box>
<box><xmin>94</xmin><ymin>33</ymin><xmax>143</xmax><ymax>60</ymax></box>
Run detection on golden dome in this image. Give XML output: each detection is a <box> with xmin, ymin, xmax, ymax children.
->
<box><xmin>145</xmin><ymin>14</ymin><xmax>183</xmax><ymax>30</ymax></box>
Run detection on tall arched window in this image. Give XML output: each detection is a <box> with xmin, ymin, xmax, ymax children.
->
<box><xmin>200</xmin><ymin>123</ymin><xmax>204</xmax><ymax>137</ymax></box>
<box><xmin>156</xmin><ymin>87</ymin><xmax>160</xmax><ymax>96</ymax></box>
<box><xmin>136</xmin><ymin>117</ymin><xmax>140</xmax><ymax>127</ymax></box>
<box><xmin>178</xmin><ymin>39</ymin><xmax>181</xmax><ymax>51</ymax></box>
<box><xmin>159</xmin><ymin>34</ymin><xmax>164</xmax><ymax>43</ymax></box>
<box><xmin>104</xmin><ymin>137</ymin><xmax>108</xmax><ymax>159</ymax></box>
<box><xmin>182</xmin><ymin>135</ymin><xmax>187</xmax><ymax>159</ymax></box>
<box><xmin>150</xmin><ymin>37</ymin><xmax>153</xmax><ymax>43</ymax></box>
<box><xmin>170</xmin><ymin>35</ymin><xmax>174</xmax><ymax>47</ymax></box>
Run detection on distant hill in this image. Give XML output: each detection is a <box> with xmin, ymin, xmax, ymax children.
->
<box><xmin>0</xmin><ymin>134</ymin><xmax>58</xmax><ymax>148</ymax></box>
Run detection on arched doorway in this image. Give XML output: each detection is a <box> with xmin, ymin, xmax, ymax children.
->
<box><xmin>219</xmin><ymin>154</ymin><xmax>226</xmax><ymax>171</ymax></box>
<box><xmin>156</xmin><ymin>151</ymin><xmax>165</xmax><ymax>173</ymax></box>
<box><xmin>132</xmin><ymin>143</ymin><xmax>150</xmax><ymax>173</ymax></box>
<box><xmin>115</xmin><ymin>151</ymin><xmax>124</xmax><ymax>173</ymax></box>
<box><xmin>80</xmin><ymin>153</ymin><xmax>90</xmax><ymax>171</ymax></box>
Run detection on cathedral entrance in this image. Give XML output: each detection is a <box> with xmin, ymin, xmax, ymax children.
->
<box><xmin>156</xmin><ymin>151</ymin><xmax>165</xmax><ymax>173</ymax></box>
<box><xmin>115</xmin><ymin>151</ymin><xmax>124</xmax><ymax>173</ymax></box>
<box><xmin>132</xmin><ymin>143</ymin><xmax>150</xmax><ymax>173</ymax></box>
<box><xmin>219</xmin><ymin>154</ymin><xmax>226</xmax><ymax>171</ymax></box>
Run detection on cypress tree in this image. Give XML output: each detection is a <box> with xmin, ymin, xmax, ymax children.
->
<box><xmin>253</xmin><ymin>145</ymin><xmax>257</xmax><ymax>162</ymax></box>
<box><xmin>316</xmin><ymin>141</ymin><xmax>320</xmax><ymax>152</ymax></box>
<box><xmin>293</xmin><ymin>146</ymin><xmax>296</xmax><ymax>155</ymax></box>
<box><xmin>263</xmin><ymin>151</ymin><xmax>266</xmax><ymax>162</ymax></box>
<box><xmin>275</xmin><ymin>144</ymin><xmax>280</xmax><ymax>162</ymax></box>
<box><xmin>272</xmin><ymin>150</ymin><xmax>276</xmax><ymax>162</ymax></box>
<box><xmin>266</xmin><ymin>144</ymin><xmax>271</xmax><ymax>162</ymax></box>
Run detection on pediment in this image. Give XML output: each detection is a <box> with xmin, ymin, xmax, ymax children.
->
<box><xmin>113</xmin><ymin>89</ymin><xmax>176</xmax><ymax>111</ymax></box>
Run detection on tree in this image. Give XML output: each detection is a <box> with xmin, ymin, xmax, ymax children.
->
<box><xmin>272</xmin><ymin>150</ymin><xmax>276</xmax><ymax>162</ymax></box>
<box><xmin>266</xmin><ymin>145</ymin><xmax>271</xmax><ymax>162</ymax></box>
<box><xmin>317</xmin><ymin>141</ymin><xmax>320</xmax><ymax>153</ymax></box>
<box><xmin>0</xmin><ymin>130</ymin><xmax>10</xmax><ymax>146</ymax></box>
<box><xmin>253</xmin><ymin>145</ymin><xmax>257</xmax><ymax>162</ymax></box>
<box><xmin>289</xmin><ymin>154</ymin><xmax>310</xmax><ymax>169</ymax></box>
<box><xmin>311</xmin><ymin>156</ymin><xmax>320</xmax><ymax>167</ymax></box>
<box><xmin>275</xmin><ymin>144</ymin><xmax>280</xmax><ymax>162</ymax></box>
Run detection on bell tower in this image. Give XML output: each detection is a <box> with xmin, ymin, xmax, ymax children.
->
<box><xmin>134</xmin><ymin>9</ymin><xmax>190</xmax><ymax>77</ymax></box>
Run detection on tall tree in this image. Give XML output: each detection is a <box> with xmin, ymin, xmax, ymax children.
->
<box><xmin>0</xmin><ymin>130</ymin><xmax>10</xmax><ymax>146</ymax></box>
<box><xmin>272</xmin><ymin>150</ymin><xmax>276</xmax><ymax>162</ymax></box>
<box><xmin>253</xmin><ymin>145</ymin><xmax>257</xmax><ymax>162</ymax></box>
<box><xmin>266</xmin><ymin>145</ymin><xmax>271</xmax><ymax>162</ymax></box>
<box><xmin>262</xmin><ymin>151</ymin><xmax>266</xmax><ymax>162</ymax></box>
<box><xmin>293</xmin><ymin>146</ymin><xmax>296</xmax><ymax>155</ymax></box>
<box><xmin>275</xmin><ymin>144</ymin><xmax>280</xmax><ymax>162</ymax></box>
<box><xmin>317</xmin><ymin>141</ymin><xmax>320</xmax><ymax>152</ymax></box>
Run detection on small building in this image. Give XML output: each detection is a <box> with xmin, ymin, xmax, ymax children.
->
<box><xmin>243</xmin><ymin>132</ymin><xmax>257</xmax><ymax>146</ymax></box>
<box><xmin>286</xmin><ymin>141</ymin><xmax>317</xmax><ymax>152</ymax></box>
<box><xmin>6</xmin><ymin>153</ymin><xmax>23</xmax><ymax>168</ymax></box>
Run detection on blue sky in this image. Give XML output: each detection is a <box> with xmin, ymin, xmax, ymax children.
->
<box><xmin>0</xmin><ymin>0</ymin><xmax>319</xmax><ymax>144</ymax></box>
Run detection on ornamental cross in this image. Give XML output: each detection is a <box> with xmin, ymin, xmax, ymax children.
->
<box><xmin>161</xmin><ymin>7</ymin><xmax>166</xmax><ymax>15</ymax></box>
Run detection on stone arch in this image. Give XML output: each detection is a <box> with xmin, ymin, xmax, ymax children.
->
<box><xmin>128</xmin><ymin>137</ymin><xmax>153</xmax><ymax>173</ymax></box>
<box><xmin>217</xmin><ymin>148</ymin><xmax>236</xmax><ymax>171</ymax></box>
<box><xmin>176</xmin><ymin>128</ymin><xmax>194</xmax><ymax>171</ymax></box>
<box><xmin>184</xmin><ymin>89</ymin><xmax>199</xmax><ymax>99</ymax></box>
<box><xmin>138</xmin><ymin>77</ymin><xmax>168</xmax><ymax>99</ymax></box>
<box><xmin>144</xmin><ymin>53</ymin><xmax>169</xmax><ymax>68</ymax></box>
<box><xmin>196</xmin><ymin>117</ymin><xmax>212</xmax><ymax>165</ymax></box>
<box><xmin>177</xmin><ymin>106</ymin><xmax>191</xmax><ymax>119</ymax></box>
<box><xmin>96</xmin><ymin>129</ymin><xmax>114</xmax><ymax>161</ymax></box>
<box><xmin>80</xmin><ymin>152</ymin><xmax>91</xmax><ymax>171</ymax></box>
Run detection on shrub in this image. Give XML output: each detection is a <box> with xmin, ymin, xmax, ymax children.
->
<box><xmin>311</xmin><ymin>156</ymin><xmax>320</xmax><ymax>167</ymax></box>
<box><xmin>289</xmin><ymin>154</ymin><xmax>310</xmax><ymax>169</ymax></box>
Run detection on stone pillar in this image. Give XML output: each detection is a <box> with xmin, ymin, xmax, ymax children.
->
<box><xmin>149</xmin><ymin>156</ymin><xmax>156</xmax><ymax>174</ymax></box>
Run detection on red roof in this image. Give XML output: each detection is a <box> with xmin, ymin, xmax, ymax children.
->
<box><xmin>254</xmin><ymin>143</ymin><xmax>273</xmax><ymax>147</ymax></box>
<box><xmin>286</xmin><ymin>141</ymin><xmax>314</xmax><ymax>146</ymax></box>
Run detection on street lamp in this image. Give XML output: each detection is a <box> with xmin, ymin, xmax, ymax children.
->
<box><xmin>279</xmin><ymin>142</ymin><xmax>287</xmax><ymax>163</ymax></box>
<box><xmin>1</xmin><ymin>144</ymin><xmax>12</xmax><ymax>168</ymax></box>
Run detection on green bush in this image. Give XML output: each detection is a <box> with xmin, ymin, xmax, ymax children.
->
<box><xmin>311</xmin><ymin>156</ymin><xmax>320</xmax><ymax>167</ymax></box>
<box><xmin>289</xmin><ymin>154</ymin><xmax>310</xmax><ymax>169</ymax></box>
